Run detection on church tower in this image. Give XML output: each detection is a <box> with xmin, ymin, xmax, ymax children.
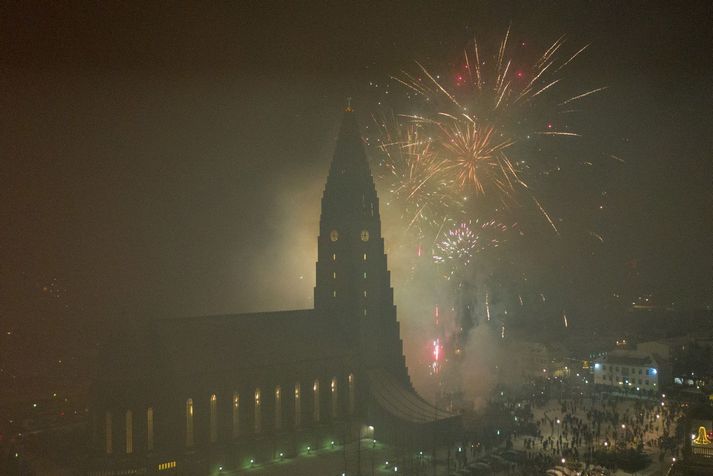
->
<box><xmin>314</xmin><ymin>106</ymin><xmax>409</xmax><ymax>385</ymax></box>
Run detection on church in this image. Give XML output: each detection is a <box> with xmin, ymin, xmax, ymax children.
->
<box><xmin>88</xmin><ymin>106</ymin><xmax>461</xmax><ymax>475</ymax></box>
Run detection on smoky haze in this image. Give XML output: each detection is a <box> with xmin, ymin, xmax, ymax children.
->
<box><xmin>1</xmin><ymin>1</ymin><xmax>711</xmax><ymax>404</ymax></box>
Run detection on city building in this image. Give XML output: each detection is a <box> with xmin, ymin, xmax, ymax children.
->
<box><xmin>592</xmin><ymin>350</ymin><xmax>664</xmax><ymax>392</ymax></box>
<box><xmin>87</xmin><ymin>107</ymin><xmax>460</xmax><ymax>475</ymax></box>
<box><xmin>502</xmin><ymin>341</ymin><xmax>553</xmax><ymax>381</ymax></box>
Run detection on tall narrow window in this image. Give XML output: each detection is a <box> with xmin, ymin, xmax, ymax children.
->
<box><xmin>313</xmin><ymin>379</ymin><xmax>320</xmax><ymax>423</ymax></box>
<box><xmin>274</xmin><ymin>386</ymin><xmax>282</xmax><ymax>430</ymax></box>
<box><xmin>185</xmin><ymin>398</ymin><xmax>194</xmax><ymax>447</ymax></box>
<box><xmin>254</xmin><ymin>389</ymin><xmax>261</xmax><ymax>434</ymax></box>
<box><xmin>348</xmin><ymin>374</ymin><xmax>355</xmax><ymax>415</ymax></box>
<box><xmin>332</xmin><ymin>253</ymin><xmax>336</xmax><ymax>261</ymax></box>
<box><xmin>105</xmin><ymin>412</ymin><xmax>112</xmax><ymax>454</ymax></box>
<box><xmin>209</xmin><ymin>394</ymin><xmax>217</xmax><ymax>443</ymax></box>
<box><xmin>333</xmin><ymin>272</ymin><xmax>337</xmax><ymax>279</ymax></box>
<box><xmin>125</xmin><ymin>410</ymin><xmax>133</xmax><ymax>454</ymax></box>
<box><xmin>294</xmin><ymin>383</ymin><xmax>301</xmax><ymax>428</ymax></box>
<box><xmin>363</xmin><ymin>253</ymin><xmax>367</xmax><ymax>261</ymax></box>
<box><xmin>332</xmin><ymin>290</ymin><xmax>337</xmax><ymax>298</ymax></box>
<box><xmin>331</xmin><ymin>378</ymin><xmax>338</xmax><ymax>418</ymax></box>
<box><xmin>232</xmin><ymin>392</ymin><xmax>240</xmax><ymax>438</ymax></box>
<box><xmin>146</xmin><ymin>407</ymin><xmax>154</xmax><ymax>451</ymax></box>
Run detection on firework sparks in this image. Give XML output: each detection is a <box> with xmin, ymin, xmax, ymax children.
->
<box><xmin>432</xmin><ymin>220</ymin><xmax>508</xmax><ymax>278</ymax></box>
<box><xmin>377</xmin><ymin>27</ymin><xmax>603</xmax><ymax>234</ymax></box>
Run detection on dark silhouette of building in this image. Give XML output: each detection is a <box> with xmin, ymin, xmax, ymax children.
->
<box><xmin>88</xmin><ymin>107</ymin><xmax>460</xmax><ymax>475</ymax></box>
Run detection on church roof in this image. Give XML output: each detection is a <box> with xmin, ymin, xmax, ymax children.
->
<box><xmin>368</xmin><ymin>368</ymin><xmax>457</xmax><ymax>423</ymax></box>
<box><xmin>153</xmin><ymin>309</ymin><xmax>352</xmax><ymax>380</ymax></box>
<box><xmin>598</xmin><ymin>350</ymin><xmax>658</xmax><ymax>367</ymax></box>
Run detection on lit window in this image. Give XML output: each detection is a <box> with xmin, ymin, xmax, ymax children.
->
<box><xmin>363</xmin><ymin>253</ymin><xmax>367</xmax><ymax>261</ymax></box>
<box><xmin>185</xmin><ymin>399</ymin><xmax>194</xmax><ymax>447</ymax></box>
<box><xmin>210</xmin><ymin>394</ymin><xmax>218</xmax><ymax>443</ymax></box>
<box><xmin>105</xmin><ymin>412</ymin><xmax>113</xmax><ymax>454</ymax></box>
<box><xmin>333</xmin><ymin>290</ymin><xmax>337</xmax><ymax>298</ymax></box>
<box><xmin>232</xmin><ymin>392</ymin><xmax>240</xmax><ymax>438</ymax></box>
<box><xmin>158</xmin><ymin>461</ymin><xmax>176</xmax><ymax>470</ymax></box>
<box><xmin>332</xmin><ymin>253</ymin><xmax>336</xmax><ymax>261</ymax></box>
<box><xmin>254</xmin><ymin>389</ymin><xmax>262</xmax><ymax>433</ymax></box>
<box><xmin>147</xmin><ymin>407</ymin><xmax>154</xmax><ymax>451</ymax></box>
<box><xmin>363</xmin><ymin>308</ymin><xmax>367</xmax><ymax>317</ymax></box>
<box><xmin>313</xmin><ymin>379</ymin><xmax>320</xmax><ymax>422</ymax></box>
<box><xmin>125</xmin><ymin>410</ymin><xmax>133</xmax><ymax>454</ymax></box>
<box><xmin>275</xmin><ymin>386</ymin><xmax>282</xmax><ymax>430</ymax></box>
<box><xmin>363</xmin><ymin>290</ymin><xmax>367</xmax><ymax>297</ymax></box>
<box><xmin>333</xmin><ymin>272</ymin><xmax>336</xmax><ymax>279</ymax></box>
<box><xmin>348</xmin><ymin>374</ymin><xmax>355</xmax><ymax>415</ymax></box>
<box><xmin>331</xmin><ymin>378</ymin><xmax>338</xmax><ymax>418</ymax></box>
<box><xmin>363</xmin><ymin>272</ymin><xmax>367</xmax><ymax>279</ymax></box>
<box><xmin>294</xmin><ymin>383</ymin><xmax>301</xmax><ymax>428</ymax></box>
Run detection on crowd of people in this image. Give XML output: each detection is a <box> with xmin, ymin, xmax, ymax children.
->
<box><xmin>455</xmin><ymin>377</ymin><xmax>684</xmax><ymax>475</ymax></box>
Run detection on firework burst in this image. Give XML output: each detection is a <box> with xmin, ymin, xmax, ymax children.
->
<box><xmin>376</xmin><ymin>27</ymin><xmax>604</xmax><ymax>236</ymax></box>
<box><xmin>432</xmin><ymin>220</ymin><xmax>509</xmax><ymax>278</ymax></box>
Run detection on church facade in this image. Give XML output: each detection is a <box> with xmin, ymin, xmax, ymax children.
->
<box><xmin>88</xmin><ymin>108</ymin><xmax>460</xmax><ymax>476</ymax></box>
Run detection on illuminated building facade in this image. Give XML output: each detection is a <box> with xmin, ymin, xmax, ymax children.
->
<box><xmin>88</xmin><ymin>108</ymin><xmax>459</xmax><ymax>475</ymax></box>
<box><xmin>592</xmin><ymin>350</ymin><xmax>664</xmax><ymax>392</ymax></box>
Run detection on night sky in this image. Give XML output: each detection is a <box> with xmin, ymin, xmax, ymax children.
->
<box><xmin>1</xmin><ymin>1</ymin><xmax>711</xmax><ymax>388</ymax></box>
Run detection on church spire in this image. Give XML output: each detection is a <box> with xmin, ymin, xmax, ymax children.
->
<box><xmin>321</xmin><ymin>107</ymin><xmax>375</xmax><ymax>224</ymax></box>
<box><xmin>314</xmin><ymin>107</ymin><xmax>410</xmax><ymax>383</ymax></box>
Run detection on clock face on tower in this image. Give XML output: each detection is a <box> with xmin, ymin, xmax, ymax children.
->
<box><xmin>330</xmin><ymin>229</ymin><xmax>339</xmax><ymax>242</ymax></box>
<box><xmin>360</xmin><ymin>230</ymin><xmax>370</xmax><ymax>242</ymax></box>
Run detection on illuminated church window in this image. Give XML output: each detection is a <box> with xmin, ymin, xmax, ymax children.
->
<box><xmin>313</xmin><ymin>379</ymin><xmax>320</xmax><ymax>422</ymax></box>
<box><xmin>185</xmin><ymin>398</ymin><xmax>194</xmax><ymax>447</ymax></box>
<box><xmin>294</xmin><ymin>383</ymin><xmax>301</xmax><ymax>427</ymax></box>
<box><xmin>332</xmin><ymin>253</ymin><xmax>336</xmax><ymax>261</ymax></box>
<box><xmin>331</xmin><ymin>378</ymin><xmax>338</xmax><ymax>418</ymax></box>
<box><xmin>348</xmin><ymin>374</ymin><xmax>355</xmax><ymax>415</ymax></box>
<box><xmin>147</xmin><ymin>407</ymin><xmax>154</xmax><ymax>451</ymax></box>
<box><xmin>254</xmin><ymin>389</ymin><xmax>262</xmax><ymax>433</ymax></box>
<box><xmin>333</xmin><ymin>272</ymin><xmax>336</xmax><ymax>279</ymax></box>
<box><xmin>363</xmin><ymin>253</ymin><xmax>367</xmax><ymax>261</ymax></box>
<box><xmin>125</xmin><ymin>410</ymin><xmax>133</xmax><ymax>454</ymax></box>
<box><xmin>274</xmin><ymin>386</ymin><xmax>282</xmax><ymax>430</ymax></box>
<box><xmin>105</xmin><ymin>412</ymin><xmax>112</xmax><ymax>454</ymax></box>
<box><xmin>210</xmin><ymin>394</ymin><xmax>217</xmax><ymax>443</ymax></box>
<box><xmin>232</xmin><ymin>392</ymin><xmax>240</xmax><ymax>437</ymax></box>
